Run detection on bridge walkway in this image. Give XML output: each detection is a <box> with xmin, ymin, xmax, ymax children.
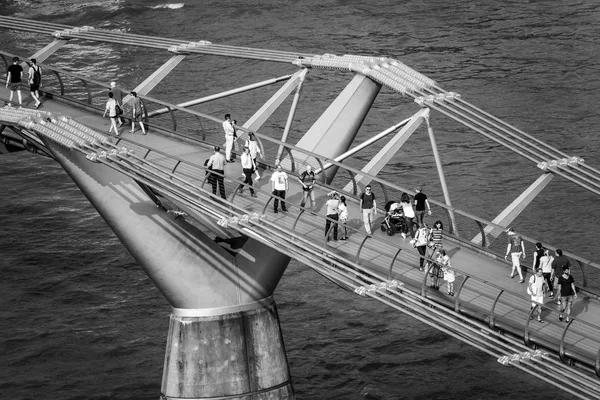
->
<box><xmin>2</xmin><ymin>87</ymin><xmax>600</xmax><ymax>392</ymax></box>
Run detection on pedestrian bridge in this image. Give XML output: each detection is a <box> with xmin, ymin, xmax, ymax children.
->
<box><xmin>2</xmin><ymin>16</ymin><xmax>600</xmax><ymax>400</ymax></box>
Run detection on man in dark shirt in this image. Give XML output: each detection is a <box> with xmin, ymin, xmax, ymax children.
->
<box><xmin>298</xmin><ymin>165</ymin><xmax>317</xmax><ymax>212</ymax></box>
<box><xmin>5</xmin><ymin>56</ymin><xmax>23</xmax><ymax>106</ymax></box>
<box><xmin>551</xmin><ymin>249</ymin><xmax>571</xmax><ymax>304</ymax></box>
<box><xmin>413</xmin><ymin>187</ymin><xmax>431</xmax><ymax>226</ymax></box>
<box><xmin>557</xmin><ymin>266</ymin><xmax>577</xmax><ymax>323</ymax></box>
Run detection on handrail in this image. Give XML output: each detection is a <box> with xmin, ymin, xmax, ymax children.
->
<box><xmin>2</xmin><ymin>48</ymin><xmax>600</xmax><ymax>288</ymax></box>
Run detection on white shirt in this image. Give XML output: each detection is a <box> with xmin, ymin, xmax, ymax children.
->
<box><xmin>246</xmin><ymin>139</ymin><xmax>261</xmax><ymax>159</ymax></box>
<box><xmin>401</xmin><ymin>201</ymin><xmax>415</xmax><ymax>218</ymax></box>
<box><xmin>241</xmin><ymin>152</ymin><xmax>254</xmax><ymax>169</ymax></box>
<box><xmin>539</xmin><ymin>255</ymin><xmax>554</xmax><ymax>274</ymax></box>
<box><xmin>529</xmin><ymin>274</ymin><xmax>545</xmax><ymax>297</ymax></box>
<box><xmin>326</xmin><ymin>199</ymin><xmax>339</xmax><ymax>215</ymax></box>
<box><xmin>271</xmin><ymin>170</ymin><xmax>288</xmax><ymax>191</ymax></box>
<box><xmin>222</xmin><ymin>120</ymin><xmax>235</xmax><ymax>137</ymax></box>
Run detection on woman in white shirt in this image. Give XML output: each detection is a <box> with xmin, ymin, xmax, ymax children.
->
<box><xmin>325</xmin><ymin>191</ymin><xmax>340</xmax><ymax>241</ymax></box>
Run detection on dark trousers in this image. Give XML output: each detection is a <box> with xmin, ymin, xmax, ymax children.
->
<box><xmin>211</xmin><ymin>169</ymin><xmax>226</xmax><ymax>199</ymax></box>
<box><xmin>325</xmin><ymin>213</ymin><xmax>338</xmax><ymax>240</ymax></box>
<box><xmin>417</xmin><ymin>245</ymin><xmax>427</xmax><ymax>268</ymax></box>
<box><xmin>416</xmin><ymin>210</ymin><xmax>426</xmax><ymax>226</ymax></box>
<box><xmin>404</xmin><ymin>216</ymin><xmax>415</xmax><ymax>238</ymax></box>
<box><xmin>543</xmin><ymin>272</ymin><xmax>553</xmax><ymax>293</ymax></box>
<box><xmin>273</xmin><ymin>189</ymin><xmax>287</xmax><ymax>211</ymax></box>
<box><xmin>240</xmin><ymin>168</ymin><xmax>254</xmax><ymax>194</ymax></box>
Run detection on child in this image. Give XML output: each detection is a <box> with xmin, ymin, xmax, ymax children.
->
<box><xmin>437</xmin><ymin>250</ymin><xmax>455</xmax><ymax>296</ymax></box>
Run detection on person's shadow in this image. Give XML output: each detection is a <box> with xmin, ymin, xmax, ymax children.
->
<box><xmin>569</xmin><ymin>294</ymin><xmax>590</xmax><ymax>318</ymax></box>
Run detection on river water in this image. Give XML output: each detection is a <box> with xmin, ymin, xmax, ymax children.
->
<box><xmin>1</xmin><ymin>0</ymin><xmax>599</xmax><ymax>399</ymax></box>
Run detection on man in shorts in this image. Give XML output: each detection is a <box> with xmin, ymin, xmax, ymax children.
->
<box><xmin>28</xmin><ymin>58</ymin><xmax>42</xmax><ymax>108</ymax></box>
<box><xmin>557</xmin><ymin>266</ymin><xmax>577</xmax><ymax>323</ymax></box>
<box><xmin>298</xmin><ymin>165</ymin><xmax>317</xmax><ymax>212</ymax></box>
<box><xmin>5</xmin><ymin>57</ymin><xmax>23</xmax><ymax>107</ymax></box>
<box><xmin>505</xmin><ymin>227</ymin><xmax>525</xmax><ymax>283</ymax></box>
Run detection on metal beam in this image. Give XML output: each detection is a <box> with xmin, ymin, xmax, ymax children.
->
<box><xmin>471</xmin><ymin>172</ymin><xmax>555</xmax><ymax>246</ymax></box>
<box><xmin>148</xmin><ymin>74</ymin><xmax>293</xmax><ymax>117</ymax></box>
<box><xmin>29</xmin><ymin>39</ymin><xmax>69</xmax><ymax>62</ymax></box>
<box><xmin>425</xmin><ymin>113</ymin><xmax>458</xmax><ymax>235</ymax></box>
<box><xmin>276</xmin><ymin>70</ymin><xmax>306</xmax><ymax>162</ymax></box>
<box><xmin>340</xmin><ymin>109</ymin><xmax>427</xmax><ymax>191</ymax></box>
<box><xmin>132</xmin><ymin>54</ymin><xmax>187</xmax><ymax>97</ymax></box>
<box><xmin>316</xmin><ymin>116</ymin><xmax>412</xmax><ymax>174</ymax></box>
<box><xmin>242</xmin><ymin>68</ymin><xmax>308</xmax><ymax>133</ymax></box>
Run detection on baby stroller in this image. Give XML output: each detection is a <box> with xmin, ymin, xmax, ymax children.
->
<box><xmin>380</xmin><ymin>200</ymin><xmax>407</xmax><ymax>236</ymax></box>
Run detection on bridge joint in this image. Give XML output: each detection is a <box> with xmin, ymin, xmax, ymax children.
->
<box><xmin>168</xmin><ymin>41</ymin><xmax>213</xmax><ymax>55</ymax></box>
<box><xmin>52</xmin><ymin>26</ymin><xmax>95</xmax><ymax>39</ymax></box>
<box><xmin>537</xmin><ymin>156</ymin><xmax>585</xmax><ymax>171</ymax></box>
<box><xmin>415</xmin><ymin>92</ymin><xmax>461</xmax><ymax>107</ymax></box>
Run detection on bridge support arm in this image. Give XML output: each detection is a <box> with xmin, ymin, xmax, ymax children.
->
<box><xmin>133</xmin><ymin>54</ymin><xmax>187</xmax><ymax>96</ymax></box>
<box><xmin>29</xmin><ymin>39</ymin><xmax>69</xmax><ymax>62</ymax></box>
<box><xmin>342</xmin><ymin>109</ymin><xmax>427</xmax><ymax>191</ymax></box>
<box><xmin>471</xmin><ymin>172</ymin><xmax>554</xmax><ymax>246</ymax></box>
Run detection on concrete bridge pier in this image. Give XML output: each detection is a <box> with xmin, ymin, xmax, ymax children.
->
<box><xmin>38</xmin><ymin>138</ymin><xmax>295</xmax><ymax>400</ymax></box>
<box><xmin>161</xmin><ymin>301</ymin><xmax>293</xmax><ymax>400</ymax></box>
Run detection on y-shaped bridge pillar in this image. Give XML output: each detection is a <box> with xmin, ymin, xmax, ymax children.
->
<box><xmin>41</xmin><ymin>139</ymin><xmax>294</xmax><ymax>399</ymax></box>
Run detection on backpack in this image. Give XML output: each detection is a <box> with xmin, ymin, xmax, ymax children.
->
<box><xmin>32</xmin><ymin>66</ymin><xmax>41</xmax><ymax>85</ymax></box>
<box><xmin>115</xmin><ymin>104</ymin><xmax>123</xmax><ymax>115</ymax></box>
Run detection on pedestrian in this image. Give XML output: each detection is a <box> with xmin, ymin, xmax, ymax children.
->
<box><xmin>298</xmin><ymin>165</ymin><xmax>317</xmax><ymax>212</ymax></box>
<box><xmin>239</xmin><ymin>145</ymin><xmax>257</xmax><ymax>197</ymax></box>
<box><xmin>551</xmin><ymin>249</ymin><xmax>571</xmax><ymax>304</ymax></box>
<box><xmin>27</xmin><ymin>58</ymin><xmax>42</xmax><ymax>108</ymax></box>
<box><xmin>527</xmin><ymin>268</ymin><xmax>546</xmax><ymax>323</ymax></box>
<box><xmin>206</xmin><ymin>146</ymin><xmax>227</xmax><ymax>199</ymax></box>
<box><xmin>359</xmin><ymin>184</ymin><xmax>377</xmax><ymax>235</ymax></box>
<box><xmin>129</xmin><ymin>91</ymin><xmax>146</xmax><ymax>135</ymax></box>
<box><xmin>532</xmin><ymin>242</ymin><xmax>545</xmax><ymax>272</ymax></box>
<box><xmin>270</xmin><ymin>164</ymin><xmax>288</xmax><ymax>213</ymax></box>
<box><xmin>439</xmin><ymin>250</ymin><xmax>455</xmax><ymax>296</ymax></box>
<box><xmin>109</xmin><ymin>81</ymin><xmax>124</xmax><ymax>126</ymax></box>
<box><xmin>413</xmin><ymin>223</ymin><xmax>430</xmax><ymax>271</ymax></box>
<box><xmin>245</xmin><ymin>132</ymin><xmax>262</xmax><ymax>179</ymax></box>
<box><xmin>338</xmin><ymin>195</ymin><xmax>349</xmax><ymax>240</ymax></box>
<box><xmin>413</xmin><ymin>187</ymin><xmax>432</xmax><ymax>226</ymax></box>
<box><xmin>222</xmin><ymin>114</ymin><xmax>235</xmax><ymax>162</ymax></box>
<box><xmin>557</xmin><ymin>265</ymin><xmax>577</xmax><ymax>323</ymax></box>
<box><xmin>400</xmin><ymin>192</ymin><xmax>415</xmax><ymax>239</ymax></box>
<box><xmin>102</xmin><ymin>92</ymin><xmax>120</xmax><ymax>136</ymax></box>
<box><xmin>539</xmin><ymin>248</ymin><xmax>555</xmax><ymax>299</ymax></box>
<box><xmin>325</xmin><ymin>191</ymin><xmax>340</xmax><ymax>241</ymax></box>
<box><xmin>430</xmin><ymin>220</ymin><xmax>443</xmax><ymax>250</ymax></box>
<box><xmin>5</xmin><ymin>56</ymin><xmax>23</xmax><ymax>107</ymax></box>
<box><xmin>505</xmin><ymin>227</ymin><xmax>525</xmax><ymax>283</ymax></box>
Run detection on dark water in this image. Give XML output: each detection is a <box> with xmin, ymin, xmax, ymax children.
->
<box><xmin>1</xmin><ymin>0</ymin><xmax>600</xmax><ymax>398</ymax></box>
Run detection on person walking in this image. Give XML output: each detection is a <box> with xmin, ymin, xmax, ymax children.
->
<box><xmin>539</xmin><ymin>248</ymin><xmax>555</xmax><ymax>299</ymax></box>
<box><xmin>532</xmin><ymin>242</ymin><xmax>545</xmax><ymax>273</ymax></box>
<box><xmin>206</xmin><ymin>146</ymin><xmax>227</xmax><ymax>199</ymax></box>
<box><xmin>27</xmin><ymin>58</ymin><xmax>42</xmax><ymax>108</ymax></box>
<box><xmin>359</xmin><ymin>184</ymin><xmax>377</xmax><ymax>236</ymax></box>
<box><xmin>413</xmin><ymin>187</ymin><xmax>431</xmax><ymax>226</ymax></box>
<box><xmin>5</xmin><ymin>56</ymin><xmax>23</xmax><ymax>107</ymax></box>
<box><xmin>527</xmin><ymin>268</ymin><xmax>546</xmax><ymax>323</ymax></box>
<box><xmin>413</xmin><ymin>223</ymin><xmax>430</xmax><ymax>271</ymax></box>
<box><xmin>298</xmin><ymin>165</ymin><xmax>317</xmax><ymax>212</ymax></box>
<box><xmin>239</xmin><ymin>146</ymin><xmax>257</xmax><ymax>197</ymax></box>
<box><xmin>222</xmin><ymin>114</ymin><xmax>235</xmax><ymax>162</ymax></box>
<box><xmin>557</xmin><ymin>266</ymin><xmax>577</xmax><ymax>323</ymax></box>
<box><xmin>338</xmin><ymin>195</ymin><xmax>349</xmax><ymax>240</ymax></box>
<box><xmin>102</xmin><ymin>92</ymin><xmax>120</xmax><ymax>136</ymax></box>
<box><xmin>400</xmin><ymin>192</ymin><xmax>415</xmax><ymax>239</ymax></box>
<box><xmin>109</xmin><ymin>81</ymin><xmax>124</xmax><ymax>126</ymax></box>
<box><xmin>245</xmin><ymin>132</ymin><xmax>262</xmax><ymax>179</ymax></box>
<box><xmin>270</xmin><ymin>164</ymin><xmax>288</xmax><ymax>213</ymax></box>
<box><xmin>129</xmin><ymin>91</ymin><xmax>146</xmax><ymax>135</ymax></box>
<box><xmin>430</xmin><ymin>220</ymin><xmax>444</xmax><ymax>250</ymax></box>
<box><xmin>439</xmin><ymin>250</ymin><xmax>455</xmax><ymax>296</ymax></box>
<box><xmin>505</xmin><ymin>227</ymin><xmax>526</xmax><ymax>283</ymax></box>
<box><xmin>552</xmin><ymin>249</ymin><xmax>571</xmax><ymax>304</ymax></box>
<box><xmin>325</xmin><ymin>191</ymin><xmax>340</xmax><ymax>241</ymax></box>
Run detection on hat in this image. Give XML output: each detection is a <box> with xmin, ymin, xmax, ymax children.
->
<box><xmin>415</xmin><ymin>187</ymin><xmax>421</xmax><ymax>191</ymax></box>
<box><xmin>214</xmin><ymin>146</ymin><xmax>220</xmax><ymax>151</ymax></box>
<box><xmin>110</xmin><ymin>81</ymin><xmax>116</xmax><ymax>87</ymax></box>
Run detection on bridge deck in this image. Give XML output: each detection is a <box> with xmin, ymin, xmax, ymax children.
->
<box><xmin>2</xmin><ymin>88</ymin><xmax>600</xmax><ymax>377</ymax></box>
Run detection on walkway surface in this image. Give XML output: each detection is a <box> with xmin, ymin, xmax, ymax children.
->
<box><xmin>2</xmin><ymin>87</ymin><xmax>600</xmax><ymax>377</ymax></box>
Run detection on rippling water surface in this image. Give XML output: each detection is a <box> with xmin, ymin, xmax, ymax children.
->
<box><xmin>1</xmin><ymin>0</ymin><xmax>600</xmax><ymax>398</ymax></box>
